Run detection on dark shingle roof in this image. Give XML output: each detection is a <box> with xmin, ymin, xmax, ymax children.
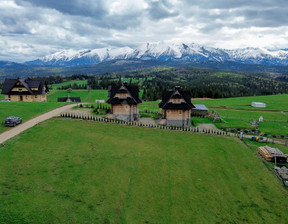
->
<box><xmin>57</xmin><ymin>97</ymin><xmax>81</xmax><ymax>102</ymax></box>
<box><xmin>107</xmin><ymin>83</ymin><xmax>142</xmax><ymax>105</ymax></box>
<box><xmin>1</xmin><ymin>78</ymin><xmax>49</xmax><ymax>95</ymax></box>
<box><xmin>107</xmin><ymin>97</ymin><xmax>138</xmax><ymax>104</ymax></box>
<box><xmin>159</xmin><ymin>87</ymin><xmax>195</xmax><ymax>110</ymax></box>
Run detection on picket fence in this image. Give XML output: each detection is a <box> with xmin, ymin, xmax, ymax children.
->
<box><xmin>59</xmin><ymin>112</ymin><xmax>238</xmax><ymax>137</ymax></box>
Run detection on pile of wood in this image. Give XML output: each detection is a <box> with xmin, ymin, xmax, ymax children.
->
<box><xmin>274</xmin><ymin>166</ymin><xmax>288</xmax><ymax>186</ymax></box>
<box><xmin>258</xmin><ymin>146</ymin><xmax>287</xmax><ymax>162</ymax></box>
<box><xmin>276</xmin><ymin>166</ymin><xmax>288</xmax><ymax>180</ymax></box>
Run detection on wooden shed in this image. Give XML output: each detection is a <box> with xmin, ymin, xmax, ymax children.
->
<box><xmin>258</xmin><ymin>146</ymin><xmax>287</xmax><ymax>162</ymax></box>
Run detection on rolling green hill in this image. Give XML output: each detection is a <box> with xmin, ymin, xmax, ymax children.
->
<box><xmin>0</xmin><ymin>119</ymin><xmax>288</xmax><ymax>223</ymax></box>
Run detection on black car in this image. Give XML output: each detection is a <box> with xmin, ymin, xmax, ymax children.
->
<box><xmin>4</xmin><ymin>116</ymin><xmax>22</xmax><ymax>127</ymax></box>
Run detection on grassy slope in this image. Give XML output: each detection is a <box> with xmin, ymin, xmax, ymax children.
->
<box><xmin>0</xmin><ymin>102</ymin><xmax>66</xmax><ymax>133</ymax></box>
<box><xmin>51</xmin><ymin>80</ymin><xmax>88</xmax><ymax>89</ymax></box>
<box><xmin>0</xmin><ymin>119</ymin><xmax>287</xmax><ymax>223</ymax></box>
<box><xmin>47</xmin><ymin>90</ymin><xmax>108</xmax><ymax>103</ymax></box>
<box><xmin>193</xmin><ymin>94</ymin><xmax>288</xmax><ymax>111</ymax></box>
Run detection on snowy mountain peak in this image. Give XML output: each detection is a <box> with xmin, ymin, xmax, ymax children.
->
<box><xmin>28</xmin><ymin>42</ymin><xmax>288</xmax><ymax>67</ymax></box>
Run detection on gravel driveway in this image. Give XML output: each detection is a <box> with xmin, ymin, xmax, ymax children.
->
<box><xmin>0</xmin><ymin>104</ymin><xmax>76</xmax><ymax>144</ymax></box>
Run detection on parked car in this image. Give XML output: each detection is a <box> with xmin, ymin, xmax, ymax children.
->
<box><xmin>1</xmin><ymin>99</ymin><xmax>10</xmax><ymax>102</ymax></box>
<box><xmin>4</xmin><ymin>116</ymin><xmax>22</xmax><ymax>127</ymax></box>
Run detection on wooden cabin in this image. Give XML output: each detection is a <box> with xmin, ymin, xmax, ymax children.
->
<box><xmin>1</xmin><ymin>77</ymin><xmax>49</xmax><ymax>102</ymax></box>
<box><xmin>107</xmin><ymin>83</ymin><xmax>142</xmax><ymax>121</ymax></box>
<box><xmin>159</xmin><ymin>86</ymin><xmax>195</xmax><ymax>127</ymax></box>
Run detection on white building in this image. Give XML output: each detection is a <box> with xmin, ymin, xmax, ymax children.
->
<box><xmin>251</xmin><ymin>102</ymin><xmax>266</xmax><ymax>108</ymax></box>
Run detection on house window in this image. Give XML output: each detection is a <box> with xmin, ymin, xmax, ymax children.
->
<box><xmin>179</xmin><ymin>111</ymin><xmax>182</xmax><ymax>114</ymax></box>
<box><xmin>35</xmin><ymin>95</ymin><xmax>37</xmax><ymax>98</ymax></box>
<box><xmin>8</xmin><ymin>95</ymin><xmax>11</xmax><ymax>98</ymax></box>
<box><xmin>19</xmin><ymin>89</ymin><xmax>22</xmax><ymax>92</ymax></box>
<box><xmin>26</xmin><ymin>95</ymin><xmax>28</xmax><ymax>99</ymax></box>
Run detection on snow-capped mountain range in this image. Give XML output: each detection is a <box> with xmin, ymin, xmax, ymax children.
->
<box><xmin>27</xmin><ymin>42</ymin><xmax>288</xmax><ymax>67</ymax></box>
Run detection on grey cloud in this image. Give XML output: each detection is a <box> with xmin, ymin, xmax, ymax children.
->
<box><xmin>2</xmin><ymin>0</ymin><xmax>288</xmax><ymax>62</ymax></box>
<box><xmin>182</xmin><ymin>0</ymin><xmax>288</xmax><ymax>9</ymax></box>
<box><xmin>18</xmin><ymin>0</ymin><xmax>107</xmax><ymax>18</ymax></box>
<box><xmin>234</xmin><ymin>8</ymin><xmax>288</xmax><ymax>27</ymax></box>
<box><xmin>146</xmin><ymin>0</ymin><xmax>179</xmax><ymax>20</ymax></box>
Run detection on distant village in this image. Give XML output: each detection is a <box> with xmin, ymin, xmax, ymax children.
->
<box><xmin>1</xmin><ymin>77</ymin><xmax>209</xmax><ymax>127</ymax></box>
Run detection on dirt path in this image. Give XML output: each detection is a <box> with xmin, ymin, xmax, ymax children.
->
<box><xmin>0</xmin><ymin>104</ymin><xmax>77</xmax><ymax>144</ymax></box>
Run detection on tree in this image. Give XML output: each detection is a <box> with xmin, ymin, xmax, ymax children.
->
<box><xmin>67</xmin><ymin>88</ymin><xmax>72</xmax><ymax>96</ymax></box>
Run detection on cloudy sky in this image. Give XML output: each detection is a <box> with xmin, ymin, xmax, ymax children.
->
<box><xmin>1</xmin><ymin>0</ymin><xmax>288</xmax><ymax>62</ymax></box>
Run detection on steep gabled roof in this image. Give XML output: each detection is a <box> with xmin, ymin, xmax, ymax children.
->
<box><xmin>1</xmin><ymin>79</ymin><xmax>18</xmax><ymax>94</ymax></box>
<box><xmin>107</xmin><ymin>83</ymin><xmax>142</xmax><ymax>105</ymax></box>
<box><xmin>1</xmin><ymin>78</ymin><xmax>49</xmax><ymax>95</ymax></box>
<box><xmin>159</xmin><ymin>87</ymin><xmax>195</xmax><ymax>110</ymax></box>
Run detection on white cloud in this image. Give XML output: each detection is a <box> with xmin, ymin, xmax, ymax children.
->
<box><xmin>0</xmin><ymin>0</ymin><xmax>288</xmax><ymax>62</ymax></box>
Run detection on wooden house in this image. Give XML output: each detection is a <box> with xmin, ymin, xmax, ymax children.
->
<box><xmin>159</xmin><ymin>86</ymin><xmax>195</xmax><ymax>127</ymax></box>
<box><xmin>107</xmin><ymin>83</ymin><xmax>142</xmax><ymax>121</ymax></box>
<box><xmin>1</xmin><ymin>77</ymin><xmax>49</xmax><ymax>102</ymax></box>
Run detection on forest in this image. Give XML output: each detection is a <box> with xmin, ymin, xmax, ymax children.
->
<box><xmin>86</xmin><ymin>67</ymin><xmax>288</xmax><ymax>100</ymax></box>
<box><xmin>11</xmin><ymin>66</ymin><xmax>288</xmax><ymax>101</ymax></box>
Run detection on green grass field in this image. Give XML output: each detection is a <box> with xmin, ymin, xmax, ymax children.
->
<box><xmin>0</xmin><ymin>90</ymin><xmax>3</xmax><ymax>100</ymax></box>
<box><xmin>193</xmin><ymin>94</ymin><xmax>288</xmax><ymax>111</ymax></box>
<box><xmin>0</xmin><ymin>102</ymin><xmax>66</xmax><ymax>133</ymax></box>
<box><xmin>47</xmin><ymin>90</ymin><xmax>108</xmax><ymax>103</ymax></box>
<box><xmin>2</xmin><ymin>82</ymin><xmax>288</xmax><ymax>136</ymax></box>
<box><xmin>212</xmin><ymin>109</ymin><xmax>288</xmax><ymax>135</ymax></box>
<box><xmin>0</xmin><ymin>119</ymin><xmax>288</xmax><ymax>223</ymax></box>
<box><xmin>50</xmin><ymin>80</ymin><xmax>88</xmax><ymax>90</ymax></box>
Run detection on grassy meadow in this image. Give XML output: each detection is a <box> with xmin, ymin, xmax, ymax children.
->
<box><xmin>0</xmin><ymin>102</ymin><xmax>67</xmax><ymax>133</ymax></box>
<box><xmin>1</xmin><ymin>119</ymin><xmax>288</xmax><ymax>223</ymax></box>
<box><xmin>193</xmin><ymin>94</ymin><xmax>288</xmax><ymax>111</ymax></box>
<box><xmin>50</xmin><ymin>80</ymin><xmax>88</xmax><ymax>89</ymax></box>
<box><xmin>1</xmin><ymin>79</ymin><xmax>288</xmax><ymax>136</ymax></box>
<box><xmin>47</xmin><ymin>89</ymin><xmax>108</xmax><ymax>103</ymax></box>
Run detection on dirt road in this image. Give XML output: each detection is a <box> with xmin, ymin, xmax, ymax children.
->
<box><xmin>0</xmin><ymin>104</ymin><xmax>76</xmax><ymax>144</ymax></box>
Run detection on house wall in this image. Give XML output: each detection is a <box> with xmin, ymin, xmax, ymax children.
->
<box><xmin>168</xmin><ymin>98</ymin><xmax>185</xmax><ymax>104</ymax></box>
<box><xmin>112</xmin><ymin>104</ymin><xmax>139</xmax><ymax>121</ymax></box>
<box><xmin>11</xmin><ymin>87</ymin><xmax>30</xmax><ymax>92</ymax></box>
<box><xmin>115</xmin><ymin>93</ymin><xmax>129</xmax><ymax>99</ymax></box>
<box><xmin>5</xmin><ymin>94</ymin><xmax>47</xmax><ymax>102</ymax></box>
<box><xmin>164</xmin><ymin>109</ymin><xmax>191</xmax><ymax>127</ymax></box>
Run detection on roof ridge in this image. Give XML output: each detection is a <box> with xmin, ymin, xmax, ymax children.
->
<box><xmin>123</xmin><ymin>85</ymin><xmax>138</xmax><ymax>104</ymax></box>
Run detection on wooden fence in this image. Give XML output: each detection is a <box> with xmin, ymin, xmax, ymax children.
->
<box><xmin>59</xmin><ymin>112</ymin><xmax>238</xmax><ymax>137</ymax></box>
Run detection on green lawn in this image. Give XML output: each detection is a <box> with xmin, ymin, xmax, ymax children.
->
<box><xmin>0</xmin><ymin>102</ymin><xmax>66</xmax><ymax>133</ymax></box>
<box><xmin>0</xmin><ymin>119</ymin><xmax>288</xmax><ymax>223</ymax></box>
<box><xmin>193</xmin><ymin>94</ymin><xmax>288</xmax><ymax>111</ymax></box>
<box><xmin>47</xmin><ymin>90</ymin><xmax>108</xmax><ymax>103</ymax></box>
<box><xmin>0</xmin><ymin>90</ymin><xmax>3</xmax><ymax>100</ymax></box>
<box><xmin>258</xmin><ymin>121</ymin><xmax>288</xmax><ymax>136</ymax></box>
<box><xmin>213</xmin><ymin>109</ymin><xmax>288</xmax><ymax>134</ymax></box>
<box><xmin>50</xmin><ymin>80</ymin><xmax>88</xmax><ymax>90</ymax></box>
